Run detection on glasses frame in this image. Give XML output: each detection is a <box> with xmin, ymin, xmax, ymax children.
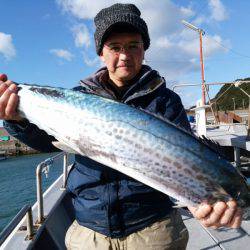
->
<box><xmin>104</xmin><ymin>41</ymin><xmax>144</xmax><ymax>55</ymax></box>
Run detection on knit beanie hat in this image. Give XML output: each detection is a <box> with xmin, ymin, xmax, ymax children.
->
<box><xmin>94</xmin><ymin>3</ymin><xmax>150</xmax><ymax>55</ymax></box>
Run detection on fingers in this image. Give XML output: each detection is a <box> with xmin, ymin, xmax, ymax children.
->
<box><xmin>0</xmin><ymin>82</ymin><xmax>9</xmax><ymax>96</ymax></box>
<box><xmin>0</xmin><ymin>81</ymin><xmax>14</xmax><ymax>99</ymax></box>
<box><xmin>220</xmin><ymin>200</ymin><xmax>237</xmax><ymax>225</ymax></box>
<box><xmin>0</xmin><ymin>83</ymin><xmax>19</xmax><ymax>120</ymax></box>
<box><xmin>188</xmin><ymin>204</ymin><xmax>212</xmax><ymax>220</ymax></box>
<box><xmin>200</xmin><ymin>202</ymin><xmax>227</xmax><ymax>227</ymax></box>
<box><xmin>189</xmin><ymin>200</ymin><xmax>242</xmax><ymax>229</ymax></box>
<box><xmin>0</xmin><ymin>80</ymin><xmax>12</xmax><ymax>88</ymax></box>
<box><xmin>5</xmin><ymin>93</ymin><xmax>19</xmax><ymax>119</ymax></box>
<box><xmin>229</xmin><ymin>207</ymin><xmax>242</xmax><ymax>228</ymax></box>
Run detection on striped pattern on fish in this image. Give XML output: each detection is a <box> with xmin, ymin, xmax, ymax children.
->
<box><xmin>17</xmin><ymin>84</ymin><xmax>250</xmax><ymax>211</ymax></box>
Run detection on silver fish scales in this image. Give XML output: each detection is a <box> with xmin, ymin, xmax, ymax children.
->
<box><xmin>17</xmin><ymin>84</ymin><xmax>250</xmax><ymax>213</ymax></box>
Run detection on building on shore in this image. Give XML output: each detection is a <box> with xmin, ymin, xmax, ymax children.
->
<box><xmin>0</xmin><ymin>126</ymin><xmax>39</xmax><ymax>156</ymax></box>
<box><xmin>185</xmin><ymin>108</ymin><xmax>249</xmax><ymax>125</ymax></box>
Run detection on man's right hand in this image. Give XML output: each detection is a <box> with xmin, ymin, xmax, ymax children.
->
<box><xmin>0</xmin><ymin>75</ymin><xmax>22</xmax><ymax>121</ymax></box>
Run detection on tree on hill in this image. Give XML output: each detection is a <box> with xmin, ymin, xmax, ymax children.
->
<box><xmin>212</xmin><ymin>77</ymin><xmax>250</xmax><ymax>111</ymax></box>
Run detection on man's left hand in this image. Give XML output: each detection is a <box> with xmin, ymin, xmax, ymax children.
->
<box><xmin>188</xmin><ymin>200</ymin><xmax>242</xmax><ymax>229</ymax></box>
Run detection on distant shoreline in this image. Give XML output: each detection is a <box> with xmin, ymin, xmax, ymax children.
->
<box><xmin>5</xmin><ymin>150</ymin><xmax>41</xmax><ymax>157</ymax></box>
<box><xmin>0</xmin><ymin>140</ymin><xmax>40</xmax><ymax>157</ymax></box>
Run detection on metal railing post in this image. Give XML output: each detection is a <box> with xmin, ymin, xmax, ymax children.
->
<box><xmin>62</xmin><ymin>153</ymin><xmax>68</xmax><ymax>189</ymax></box>
<box><xmin>26</xmin><ymin>207</ymin><xmax>34</xmax><ymax>239</ymax></box>
<box><xmin>36</xmin><ymin>162</ymin><xmax>45</xmax><ymax>224</ymax></box>
<box><xmin>234</xmin><ymin>147</ymin><xmax>241</xmax><ymax>169</ymax></box>
<box><xmin>0</xmin><ymin>205</ymin><xmax>34</xmax><ymax>245</ymax></box>
<box><xmin>35</xmin><ymin>152</ymin><xmax>67</xmax><ymax>224</ymax></box>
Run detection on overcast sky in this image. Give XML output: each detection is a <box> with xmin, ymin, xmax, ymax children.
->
<box><xmin>1</xmin><ymin>0</ymin><xmax>250</xmax><ymax>126</ymax></box>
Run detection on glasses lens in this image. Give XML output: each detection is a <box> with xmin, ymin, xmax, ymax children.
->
<box><xmin>127</xmin><ymin>43</ymin><xmax>141</xmax><ymax>52</ymax></box>
<box><xmin>109</xmin><ymin>45</ymin><xmax>122</xmax><ymax>53</ymax></box>
<box><xmin>106</xmin><ymin>42</ymin><xmax>142</xmax><ymax>54</ymax></box>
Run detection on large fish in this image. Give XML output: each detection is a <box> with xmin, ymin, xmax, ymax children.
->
<box><xmin>14</xmin><ymin>83</ymin><xmax>250</xmax><ymax>215</ymax></box>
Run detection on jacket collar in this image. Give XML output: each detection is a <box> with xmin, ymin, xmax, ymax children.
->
<box><xmin>79</xmin><ymin>65</ymin><xmax>166</xmax><ymax>102</ymax></box>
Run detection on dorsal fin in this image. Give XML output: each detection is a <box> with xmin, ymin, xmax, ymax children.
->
<box><xmin>197</xmin><ymin>135</ymin><xmax>231</xmax><ymax>161</ymax></box>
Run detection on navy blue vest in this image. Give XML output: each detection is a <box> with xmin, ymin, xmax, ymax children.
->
<box><xmin>66</xmin><ymin>66</ymin><xmax>191</xmax><ymax>237</ymax></box>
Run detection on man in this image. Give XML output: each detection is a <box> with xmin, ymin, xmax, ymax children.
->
<box><xmin>0</xmin><ymin>3</ymin><xmax>242</xmax><ymax>250</ymax></box>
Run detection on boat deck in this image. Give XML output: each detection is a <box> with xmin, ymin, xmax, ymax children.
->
<box><xmin>198</xmin><ymin>124</ymin><xmax>250</xmax><ymax>170</ymax></box>
<box><xmin>2</xmin><ymin>172</ymin><xmax>250</xmax><ymax>249</ymax></box>
<box><xmin>205</xmin><ymin>125</ymin><xmax>249</xmax><ymax>148</ymax></box>
<box><xmin>181</xmin><ymin>209</ymin><xmax>250</xmax><ymax>249</ymax></box>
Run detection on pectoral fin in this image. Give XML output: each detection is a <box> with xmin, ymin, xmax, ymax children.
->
<box><xmin>52</xmin><ymin>141</ymin><xmax>79</xmax><ymax>154</ymax></box>
<box><xmin>172</xmin><ymin>200</ymin><xmax>187</xmax><ymax>208</ymax></box>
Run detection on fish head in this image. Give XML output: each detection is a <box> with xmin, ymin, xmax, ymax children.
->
<box><xmin>18</xmin><ymin>84</ymin><xmax>65</xmax><ymax>98</ymax></box>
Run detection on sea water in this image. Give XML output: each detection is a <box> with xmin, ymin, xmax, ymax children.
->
<box><xmin>0</xmin><ymin>153</ymin><xmax>74</xmax><ymax>232</ymax></box>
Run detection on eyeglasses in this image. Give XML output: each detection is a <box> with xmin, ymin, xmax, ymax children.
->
<box><xmin>104</xmin><ymin>42</ymin><xmax>143</xmax><ymax>55</ymax></box>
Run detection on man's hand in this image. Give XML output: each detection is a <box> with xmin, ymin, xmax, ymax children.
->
<box><xmin>188</xmin><ymin>200</ymin><xmax>242</xmax><ymax>229</ymax></box>
<box><xmin>0</xmin><ymin>74</ymin><xmax>22</xmax><ymax>121</ymax></box>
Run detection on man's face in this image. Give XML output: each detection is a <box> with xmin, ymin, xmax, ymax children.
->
<box><xmin>100</xmin><ymin>33</ymin><xmax>145</xmax><ymax>86</ymax></box>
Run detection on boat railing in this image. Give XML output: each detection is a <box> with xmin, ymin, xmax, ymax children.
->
<box><xmin>0</xmin><ymin>205</ymin><xmax>34</xmax><ymax>246</ymax></box>
<box><xmin>0</xmin><ymin>152</ymin><xmax>70</xmax><ymax>246</ymax></box>
<box><xmin>36</xmin><ymin>152</ymin><xmax>69</xmax><ymax>224</ymax></box>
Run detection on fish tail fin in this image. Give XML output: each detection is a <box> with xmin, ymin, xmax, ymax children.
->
<box><xmin>240</xmin><ymin>190</ymin><xmax>250</xmax><ymax>220</ymax></box>
<box><xmin>243</xmin><ymin>207</ymin><xmax>250</xmax><ymax>220</ymax></box>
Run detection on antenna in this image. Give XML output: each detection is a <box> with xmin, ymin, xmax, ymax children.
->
<box><xmin>182</xmin><ymin>20</ymin><xmax>206</xmax><ymax>105</ymax></box>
